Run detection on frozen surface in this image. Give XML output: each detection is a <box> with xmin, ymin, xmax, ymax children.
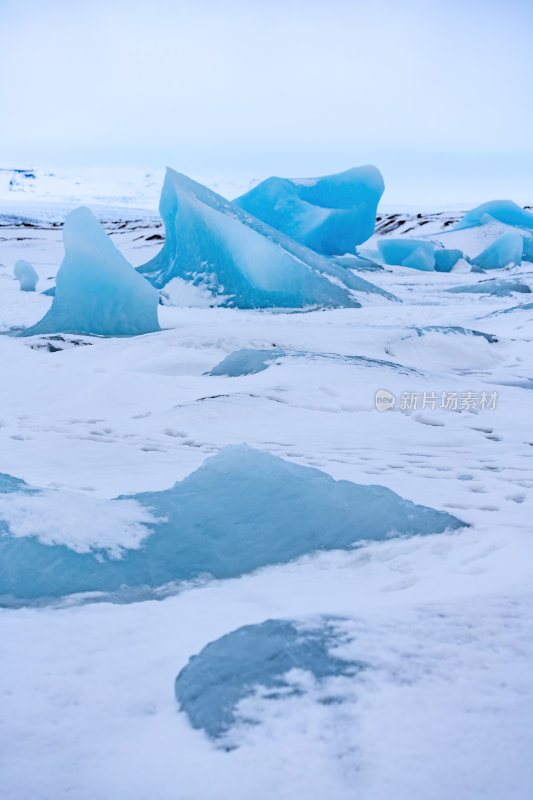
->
<box><xmin>377</xmin><ymin>239</ymin><xmax>436</xmax><ymax>270</ymax></box>
<box><xmin>138</xmin><ymin>169</ymin><xmax>393</xmax><ymax>307</ymax></box>
<box><xmin>0</xmin><ymin>445</ymin><xmax>462</xmax><ymax>603</ymax></box>
<box><xmin>21</xmin><ymin>207</ymin><xmax>160</xmax><ymax>337</ymax></box>
<box><xmin>471</xmin><ymin>231</ymin><xmax>523</xmax><ymax>270</ymax></box>
<box><xmin>1</xmin><ymin>200</ymin><xmax>533</xmax><ymax>800</ymax></box>
<box><xmin>234</xmin><ymin>166</ymin><xmax>384</xmax><ymax>254</ymax></box>
<box><xmin>176</xmin><ymin>617</ymin><xmax>362</xmax><ymax>739</ymax></box>
<box><xmin>14</xmin><ymin>259</ymin><xmax>38</xmax><ymax>291</ymax></box>
<box><xmin>448</xmin><ymin>278</ymin><xmax>531</xmax><ymax>296</ymax></box>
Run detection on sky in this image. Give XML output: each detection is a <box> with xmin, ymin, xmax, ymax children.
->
<box><xmin>1</xmin><ymin>0</ymin><xmax>532</xmax><ymax>205</ymax></box>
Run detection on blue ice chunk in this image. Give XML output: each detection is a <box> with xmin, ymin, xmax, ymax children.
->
<box><xmin>21</xmin><ymin>207</ymin><xmax>160</xmax><ymax>337</ymax></box>
<box><xmin>41</xmin><ymin>286</ymin><xmax>55</xmax><ymax>297</ymax></box>
<box><xmin>377</xmin><ymin>239</ymin><xmax>436</xmax><ymax>270</ymax></box>
<box><xmin>209</xmin><ymin>349</ymin><xmax>417</xmax><ymax>377</ymax></box>
<box><xmin>138</xmin><ymin>169</ymin><xmax>394</xmax><ymax>308</ymax></box>
<box><xmin>471</xmin><ymin>232</ymin><xmax>523</xmax><ymax>270</ymax></box>
<box><xmin>521</xmin><ymin>235</ymin><xmax>533</xmax><ymax>262</ymax></box>
<box><xmin>14</xmin><ymin>260</ymin><xmax>38</xmax><ymax>291</ymax></box>
<box><xmin>447</xmin><ymin>279</ymin><xmax>531</xmax><ymax>296</ymax></box>
<box><xmin>0</xmin><ymin>473</ymin><xmax>33</xmax><ymax>494</ymax></box>
<box><xmin>454</xmin><ymin>200</ymin><xmax>533</xmax><ymax>231</ymax></box>
<box><xmin>434</xmin><ymin>249</ymin><xmax>463</xmax><ymax>272</ymax></box>
<box><xmin>209</xmin><ymin>349</ymin><xmax>285</xmax><ymax>376</ymax></box>
<box><xmin>175</xmin><ymin>617</ymin><xmax>363</xmax><ymax>738</ymax></box>
<box><xmin>0</xmin><ymin>446</ymin><xmax>464</xmax><ymax>603</ymax></box>
<box><xmin>234</xmin><ymin>166</ymin><xmax>384</xmax><ymax>255</ymax></box>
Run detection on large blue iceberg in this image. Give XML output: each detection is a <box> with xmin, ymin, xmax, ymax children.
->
<box><xmin>471</xmin><ymin>232</ymin><xmax>523</xmax><ymax>270</ymax></box>
<box><xmin>21</xmin><ymin>207</ymin><xmax>160</xmax><ymax>337</ymax></box>
<box><xmin>0</xmin><ymin>446</ymin><xmax>463</xmax><ymax>603</ymax></box>
<box><xmin>138</xmin><ymin>169</ymin><xmax>393</xmax><ymax>308</ymax></box>
<box><xmin>175</xmin><ymin>617</ymin><xmax>363</xmax><ymax>739</ymax></box>
<box><xmin>14</xmin><ymin>260</ymin><xmax>38</xmax><ymax>291</ymax></box>
<box><xmin>233</xmin><ymin>166</ymin><xmax>384</xmax><ymax>255</ymax></box>
<box><xmin>453</xmin><ymin>200</ymin><xmax>533</xmax><ymax>231</ymax></box>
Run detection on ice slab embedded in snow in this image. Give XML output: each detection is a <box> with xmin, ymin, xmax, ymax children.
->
<box><xmin>0</xmin><ymin>445</ymin><xmax>464</xmax><ymax>603</ymax></box>
<box><xmin>471</xmin><ymin>232</ymin><xmax>523</xmax><ymax>270</ymax></box>
<box><xmin>13</xmin><ymin>260</ymin><xmax>38</xmax><ymax>291</ymax></box>
<box><xmin>21</xmin><ymin>207</ymin><xmax>160</xmax><ymax>337</ymax></box>
<box><xmin>447</xmin><ymin>278</ymin><xmax>531</xmax><ymax>296</ymax></box>
<box><xmin>208</xmin><ymin>348</ymin><xmax>417</xmax><ymax>377</ymax></box>
<box><xmin>175</xmin><ymin>617</ymin><xmax>363</xmax><ymax>739</ymax></box>
<box><xmin>233</xmin><ymin>166</ymin><xmax>384</xmax><ymax>255</ymax></box>
<box><xmin>138</xmin><ymin>169</ymin><xmax>394</xmax><ymax>308</ymax></box>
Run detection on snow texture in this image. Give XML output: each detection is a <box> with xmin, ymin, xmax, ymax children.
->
<box><xmin>233</xmin><ymin>166</ymin><xmax>384</xmax><ymax>255</ymax></box>
<box><xmin>21</xmin><ymin>207</ymin><xmax>160</xmax><ymax>337</ymax></box>
<box><xmin>138</xmin><ymin>168</ymin><xmax>394</xmax><ymax>307</ymax></box>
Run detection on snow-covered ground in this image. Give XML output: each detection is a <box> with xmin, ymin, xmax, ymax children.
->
<box><xmin>0</xmin><ymin>189</ymin><xmax>532</xmax><ymax>799</ymax></box>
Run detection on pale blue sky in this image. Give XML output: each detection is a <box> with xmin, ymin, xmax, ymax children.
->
<box><xmin>1</xmin><ymin>0</ymin><xmax>532</xmax><ymax>204</ymax></box>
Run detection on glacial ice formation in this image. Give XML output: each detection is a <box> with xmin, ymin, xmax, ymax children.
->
<box><xmin>0</xmin><ymin>446</ymin><xmax>463</xmax><ymax>603</ymax></box>
<box><xmin>14</xmin><ymin>260</ymin><xmax>38</xmax><ymax>291</ymax></box>
<box><xmin>175</xmin><ymin>617</ymin><xmax>363</xmax><ymax>738</ymax></box>
<box><xmin>21</xmin><ymin>207</ymin><xmax>160</xmax><ymax>337</ymax></box>
<box><xmin>471</xmin><ymin>232</ymin><xmax>523</xmax><ymax>270</ymax></box>
<box><xmin>377</xmin><ymin>239</ymin><xmax>436</xmax><ymax>271</ymax></box>
<box><xmin>434</xmin><ymin>249</ymin><xmax>463</xmax><ymax>272</ymax></box>
<box><xmin>138</xmin><ymin>169</ymin><xmax>394</xmax><ymax>308</ymax></box>
<box><xmin>454</xmin><ymin>200</ymin><xmax>533</xmax><ymax>231</ymax></box>
<box><xmin>233</xmin><ymin>166</ymin><xmax>385</xmax><ymax>255</ymax></box>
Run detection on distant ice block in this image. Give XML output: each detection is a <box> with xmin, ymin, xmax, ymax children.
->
<box><xmin>447</xmin><ymin>279</ymin><xmax>531</xmax><ymax>296</ymax></box>
<box><xmin>522</xmin><ymin>236</ymin><xmax>533</xmax><ymax>262</ymax></box>
<box><xmin>454</xmin><ymin>200</ymin><xmax>533</xmax><ymax>231</ymax></box>
<box><xmin>233</xmin><ymin>166</ymin><xmax>385</xmax><ymax>255</ymax></box>
<box><xmin>434</xmin><ymin>249</ymin><xmax>463</xmax><ymax>272</ymax></box>
<box><xmin>175</xmin><ymin>617</ymin><xmax>363</xmax><ymax>739</ymax></box>
<box><xmin>21</xmin><ymin>207</ymin><xmax>160</xmax><ymax>337</ymax></box>
<box><xmin>138</xmin><ymin>169</ymin><xmax>394</xmax><ymax>308</ymax></box>
<box><xmin>14</xmin><ymin>260</ymin><xmax>38</xmax><ymax>291</ymax></box>
<box><xmin>471</xmin><ymin>232</ymin><xmax>523</xmax><ymax>270</ymax></box>
<box><xmin>377</xmin><ymin>239</ymin><xmax>436</xmax><ymax>271</ymax></box>
<box><xmin>0</xmin><ymin>446</ymin><xmax>463</xmax><ymax>603</ymax></box>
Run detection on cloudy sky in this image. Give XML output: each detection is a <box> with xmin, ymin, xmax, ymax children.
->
<box><xmin>1</xmin><ymin>0</ymin><xmax>532</xmax><ymax>204</ymax></box>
